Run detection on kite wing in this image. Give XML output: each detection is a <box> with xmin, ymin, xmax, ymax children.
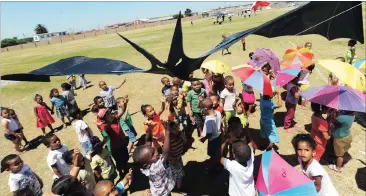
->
<box><xmin>1</xmin><ymin>56</ymin><xmax>145</xmax><ymax>82</ymax></box>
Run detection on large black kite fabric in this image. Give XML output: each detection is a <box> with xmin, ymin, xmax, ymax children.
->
<box><xmin>2</xmin><ymin>1</ymin><xmax>364</xmax><ymax>82</ymax></box>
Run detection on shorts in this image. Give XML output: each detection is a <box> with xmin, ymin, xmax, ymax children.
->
<box><xmin>169</xmin><ymin>158</ymin><xmax>185</xmax><ymax>180</ymax></box>
<box><xmin>224</xmin><ymin>110</ymin><xmax>235</xmax><ymax>127</ymax></box>
<box><xmin>192</xmin><ymin>112</ymin><xmax>204</xmax><ymax>127</ymax></box>
<box><xmin>124</xmin><ymin>125</ymin><xmax>137</xmax><ymax>143</ymax></box>
<box><xmin>334</xmin><ymin>134</ymin><xmax>352</xmax><ymax>157</ymax></box>
<box><xmin>207</xmin><ymin>136</ymin><xmax>221</xmax><ymax>158</ymax></box>
<box><xmin>56</xmin><ymin>106</ymin><xmax>69</xmax><ymax>118</ymax></box>
<box><xmin>80</xmin><ymin>140</ymin><xmax>92</xmax><ymax>155</ymax></box>
<box><xmin>4</xmin><ymin>129</ymin><xmax>21</xmax><ymax>141</ymax></box>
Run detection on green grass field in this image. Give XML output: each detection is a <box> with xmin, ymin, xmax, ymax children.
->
<box><xmin>1</xmin><ymin>7</ymin><xmax>365</xmax><ymax>196</ymax></box>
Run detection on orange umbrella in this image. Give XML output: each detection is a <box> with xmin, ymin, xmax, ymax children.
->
<box><xmin>281</xmin><ymin>46</ymin><xmax>314</xmax><ymax>68</ymax></box>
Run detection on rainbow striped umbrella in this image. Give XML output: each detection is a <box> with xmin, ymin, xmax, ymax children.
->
<box><xmin>275</xmin><ymin>64</ymin><xmax>302</xmax><ymax>87</ymax></box>
<box><xmin>353</xmin><ymin>58</ymin><xmax>366</xmax><ymax>73</ymax></box>
<box><xmin>257</xmin><ymin>150</ymin><xmax>317</xmax><ymax>196</ymax></box>
<box><xmin>281</xmin><ymin>46</ymin><xmax>314</xmax><ymax>68</ymax></box>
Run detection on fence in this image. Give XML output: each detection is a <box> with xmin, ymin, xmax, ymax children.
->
<box><xmin>1</xmin><ymin>15</ymin><xmax>201</xmax><ymax>53</ymax></box>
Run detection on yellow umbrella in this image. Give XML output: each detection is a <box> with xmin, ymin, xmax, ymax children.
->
<box><xmin>201</xmin><ymin>60</ymin><xmax>230</xmax><ymax>74</ymax></box>
<box><xmin>318</xmin><ymin>59</ymin><xmax>366</xmax><ymax>92</ymax></box>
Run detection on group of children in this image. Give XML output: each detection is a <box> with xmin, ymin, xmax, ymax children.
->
<box><xmin>1</xmin><ymin>41</ymin><xmax>358</xmax><ymax>196</ymax></box>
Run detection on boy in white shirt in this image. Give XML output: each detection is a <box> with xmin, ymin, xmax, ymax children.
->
<box><xmin>220</xmin><ymin>139</ymin><xmax>255</xmax><ymax>196</ymax></box>
<box><xmin>43</xmin><ymin>134</ymin><xmax>71</xmax><ymax>180</ymax></box>
<box><xmin>293</xmin><ymin>134</ymin><xmax>338</xmax><ymax>196</ymax></box>
<box><xmin>200</xmin><ymin>98</ymin><xmax>222</xmax><ymax>173</ymax></box>
<box><xmin>72</xmin><ymin>109</ymin><xmax>94</xmax><ymax>155</ymax></box>
<box><xmin>220</xmin><ymin>76</ymin><xmax>236</xmax><ymax>131</ymax></box>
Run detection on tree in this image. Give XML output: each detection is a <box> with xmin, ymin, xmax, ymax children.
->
<box><xmin>173</xmin><ymin>14</ymin><xmax>184</xmax><ymax>19</ymax></box>
<box><xmin>34</xmin><ymin>24</ymin><xmax>48</xmax><ymax>34</ymax></box>
<box><xmin>184</xmin><ymin>8</ymin><xmax>193</xmax><ymax>17</ymax></box>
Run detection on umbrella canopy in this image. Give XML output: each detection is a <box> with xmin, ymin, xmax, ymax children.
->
<box><xmin>275</xmin><ymin>65</ymin><xmax>302</xmax><ymax>87</ymax></box>
<box><xmin>232</xmin><ymin>64</ymin><xmax>273</xmax><ymax>96</ymax></box>
<box><xmin>353</xmin><ymin>58</ymin><xmax>366</xmax><ymax>73</ymax></box>
<box><xmin>300</xmin><ymin>85</ymin><xmax>366</xmax><ymax>113</ymax></box>
<box><xmin>281</xmin><ymin>46</ymin><xmax>314</xmax><ymax>68</ymax></box>
<box><xmin>318</xmin><ymin>59</ymin><xmax>366</xmax><ymax>92</ymax></box>
<box><xmin>252</xmin><ymin>48</ymin><xmax>280</xmax><ymax>76</ymax></box>
<box><xmin>257</xmin><ymin>150</ymin><xmax>317</xmax><ymax>196</ymax></box>
<box><xmin>201</xmin><ymin>60</ymin><xmax>231</xmax><ymax>74</ymax></box>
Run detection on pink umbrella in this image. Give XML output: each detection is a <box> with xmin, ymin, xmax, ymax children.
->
<box><xmin>274</xmin><ymin>64</ymin><xmax>302</xmax><ymax>87</ymax></box>
<box><xmin>252</xmin><ymin>48</ymin><xmax>281</xmax><ymax>76</ymax></box>
<box><xmin>257</xmin><ymin>150</ymin><xmax>317</xmax><ymax>195</ymax></box>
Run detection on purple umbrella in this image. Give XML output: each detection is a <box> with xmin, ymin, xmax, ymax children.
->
<box><xmin>252</xmin><ymin>48</ymin><xmax>281</xmax><ymax>75</ymax></box>
<box><xmin>300</xmin><ymin>85</ymin><xmax>366</xmax><ymax>113</ymax></box>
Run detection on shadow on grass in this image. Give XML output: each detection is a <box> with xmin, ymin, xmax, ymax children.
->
<box><xmin>274</xmin><ymin>111</ymin><xmax>286</xmax><ymax>127</ymax></box>
<box><xmin>24</xmin><ymin>135</ymin><xmax>44</xmax><ymax>151</ymax></box>
<box><xmin>356</xmin><ymin>159</ymin><xmax>366</xmax><ymax>192</ymax></box>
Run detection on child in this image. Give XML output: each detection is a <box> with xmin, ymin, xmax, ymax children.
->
<box><xmin>141</xmin><ymin>104</ymin><xmax>166</xmax><ymax>148</ymax></box>
<box><xmin>328</xmin><ymin>110</ymin><xmax>355</xmax><ymax>172</ymax></box>
<box><xmin>66</xmin><ymin>75</ymin><xmax>77</xmax><ymax>94</ymax></box>
<box><xmin>221</xmin><ymin>33</ymin><xmax>231</xmax><ymax>55</ymax></box>
<box><xmin>210</xmin><ymin>94</ymin><xmax>224</xmax><ymax>117</ymax></box>
<box><xmin>2</xmin><ymin>108</ymin><xmax>23</xmax><ymax>152</ymax></box>
<box><xmin>50</xmin><ymin>88</ymin><xmax>72</xmax><ymax>127</ymax></box>
<box><xmin>202</xmin><ymin>68</ymin><xmax>213</xmax><ymax>96</ymax></box>
<box><xmin>9</xmin><ymin>109</ymin><xmax>29</xmax><ymax>146</ymax></box>
<box><xmin>200</xmin><ymin>98</ymin><xmax>222</xmax><ymax>172</ymax></box>
<box><xmin>292</xmin><ymin>134</ymin><xmax>338</xmax><ymax>195</ymax></box>
<box><xmin>89</xmin><ymin>136</ymin><xmax>117</xmax><ymax>182</ymax></box>
<box><xmin>71</xmin><ymin>109</ymin><xmax>94</xmax><ymax>155</ymax></box>
<box><xmin>116</xmin><ymin>96</ymin><xmax>137</xmax><ymax>154</ymax></box>
<box><xmin>212</xmin><ymin>73</ymin><xmax>225</xmax><ymax>95</ymax></box>
<box><xmin>233</xmin><ymin>98</ymin><xmax>248</xmax><ymax>128</ymax></box>
<box><xmin>61</xmin><ymin>83</ymin><xmax>79</xmax><ymax>116</ymax></box>
<box><xmin>93</xmin><ymin>169</ymin><xmax>133</xmax><ymax>196</ymax></box>
<box><xmin>220</xmin><ymin>140</ymin><xmax>255</xmax><ymax>196</ymax></box>
<box><xmin>241</xmin><ymin>37</ymin><xmax>246</xmax><ymax>51</ymax></box>
<box><xmin>132</xmin><ymin>123</ymin><xmax>175</xmax><ymax>196</ymax></box>
<box><xmin>167</xmin><ymin>121</ymin><xmax>186</xmax><ymax>190</ymax></box>
<box><xmin>51</xmin><ymin>175</ymin><xmax>89</xmax><ymax>196</ymax></box>
<box><xmin>186</xmin><ymin>80</ymin><xmax>207</xmax><ymax>137</ymax></box>
<box><xmin>63</xmin><ymin>149</ymin><xmax>96</xmax><ymax>194</ymax></box>
<box><xmin>310</xmin><ymin>103</ymin><xmax>330</xmax><ymax>161</ymax></box>
<box><xmin>220</xmin><ymin>76</ymin><xmax>236</xmax><ymax>130</ymax></box>
<box><xmin>284</xmin><ymin>76</ymin><xmax>300</xmax><ymax>131</ymax></box>
<box><xmin>345</xmin><ymin>39</ymin><xmax>357</xmax><ymax>64</ymax></box>
<box><xmin>227</xmin><ymin>117</ymin><xmax>255</xmax><ymax>149</ymax></box>
<box><xmin>166</xmin><ymin>88</ymin><xmax>187</xmax><ymax>129</ymax></box>
<box><xmin>161</xmin><ymin>77</ymin><xmax>172</xmax><ymax>98</ymax></box>
<box><xmin>99</xmin><ymin>79</ymin><xmax>127</xmax><ymax>111</ymax></box>
<box><xmin>43</xmin><ymin>134</ymin><xmax>71</xmax><ymax>180</ymax></box>
<box><xmin>34</xmin><ymin>94</ymin><xmax>55</xmax><ymax>134</ymax></box>
<box><xmin>247</xmin><ymin>52</ymin><xmax>254</xmax><ymax>66</ymax></box>
<box><xmin>328</xmin><ymin>57</ymin><xmax>345</xmax><ymax>86</ymax></box>
<box><xmin>98</xmin><ymin>109</ymin><xmax>129</xmax><ymax>176</ymax></box>
<box><xmin>1</xmin><ymin>154</ymin><xmax>43</xmax><ymax>195</ymax></box>
<box><xmin>260</xmin><ymin>95</ymin><xmax>280</xmax><ymax>151</ymax></box>
<box><xmin>304</xmin><ymin>42</ymin><xmax>313</xmax><ymax>51</ymax></box>
<box><xmin>242</xmin><ymin>82</ymin><xmax>256</xmax><ymax>116</ymax></box>
<box><xmin>79</xmin><ymin>74</ymin><xmax>88</xmax><ymax>90</ymax></box>
<box><xmin>298</xmin><ymin>64</ymin><xmax>315</xmax><ymax>108</ymax></box>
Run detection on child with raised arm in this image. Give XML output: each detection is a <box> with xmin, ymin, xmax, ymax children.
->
<box><xmin>1</xmin><ymin>154</ymin><xmax>43</xmax><ymax>196</ymax></box>
<box><xmin>43</xmin><ymin>134</ymin><xmax>71</xmax><ymax>180</ymax></box>
<box><xmin>141</xmin><ymin>103</ymin><xmax>165</xmax><ymax>149</ymax></box>
<box><xmin>34</xmin><ymin>94</ymin><xmax>55</xmax><ymax>135</ymax></box>
<box><xmin>220</xmin><ymin>140</ymin><xmax>255</xmax><ymax>196</ymax></box>
<box><xmin>132</xmin><ymin>122</ymin><xmax>175</xmax><ymax>196</ymax></box>
<box><xmin>93</xmin><ymin>169</ymin><xmax>133</xmax><ymax>196</ymax></box>
<box><xmin>292</xmin><ymin>134</ymin><xmax>338</xmax><ymax>195</ymax></box>
<box><xmin>99</xmin><ymin>79</ymin><xmax>126</xmax><ymax>111</ymax></box>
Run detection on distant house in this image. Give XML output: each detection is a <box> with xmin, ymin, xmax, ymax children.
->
<box><xmin>33</xmin><ymin>31</ymin><xmax>66</xmax><ymax>42</ymax></box>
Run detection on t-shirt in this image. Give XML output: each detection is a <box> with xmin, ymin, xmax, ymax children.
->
<box><xmin>90</xmin><ymin>148</ymin><xmax>115</xmax><ymax>179</ymax></box>
<box><xmin>72</xmin><ymin>120</ymin><xmax>93</xmax><ymax>143</ymax></box>
<box><xmin>333</xmin><ymin>114</ymin><xmax>355</xmax><ymax>138</ymax></box>
<box><xmin>299</xmin><ymin>158</ymin><xmax>339</xmax><ymax>196</ymax></box>
<box><xmin>144</xmin><ymin>114</ymin><xmax>164</xmax><ymax>138</ymax></box>
<box><xmin>236</xmin><ymin>113</ymin><xmax>248</xmax><ymax>127</ymax></box>
<box><xmin>2</xmin><ymin>118</ymin><xmax>19</xmax><ymax>131</ymax></box>
<box><xmin>8</xmin><ymin>164</ymin><xmax>42</xmax><ymax>195</ymax></box>
<box><xmin>47</xmin><ymin>144</ymin><xmax>71</xmax><ymax>179</ymax></box>
<box><xmin>140</xmin><ymin>157</ymin><xmax>175</xmax><ymax>196</ymax></box>
<box><xmin>298</xmin><ymin>70</ymin><xmax>310</xmax><ymax>85</ymax></box>
<box><xmin>118</xmin><ymin>109</ymin><xmax>133</xmax><ymax>131</ymax></box>
<box><xmin>220</xmin><ymin>88</ymin><xmax>236</xmax><ymax>111</ymax></box>
<box><xmin>99</xmin><ymin>86</ymin><xmax>116</xmax><ymax>108</ymax></box>
<box><xmin>50</xmin><ymin>96</ymin><xmax>66</xmax><ymax>109</ymax></box>
<box><xmin>186</xmin><ymin>88</ymin><xmax>206</xmax><ymax>113</ymax></box>
<box><xmin>224</xmin><ymin>147</ymin><xmax>255</xmax><ymax>196</ymax></box>
<box><xmin>286</xmin><ymin>83</ymin><xmax>299</xmax><ymax>105</ymax></box>
<box><xmin>105</xmin><ymin>122</ymin><xmax>125</xmax><ymax>149</ymax></box>
<box><xmin>62</xmin><ymin>90</ymin><xmax>75</xmax><ymax>103</ymax></box>
<box><xmin>162</xmin><ymin>86</ymin><xmax>171</xmax><ymax>97</ymax></box>
<box><xmin>203</xmin><ymin>111</ymin><xmax>222</xmax><ymax>142</ymax></box>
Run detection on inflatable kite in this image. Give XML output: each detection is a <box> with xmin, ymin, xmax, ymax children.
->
<box><xmin>2</xmin><ymin>1</ymin><xmax>364</xmax><ymax>82</ymax></box>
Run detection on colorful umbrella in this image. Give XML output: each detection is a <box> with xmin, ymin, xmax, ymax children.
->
<box><xmin>201</xmin><ymin>60</ymin><xmax>230</xmax><ymax>74</ymax></box>
<box><xmin>300</xmin><ymin>85</ymin><xmax>366</xmax><ymax>113</ymax></box>
<box><xmin>353</xmin><ymin>58</ymin><xmax>366</xmax><ymax>73</ymax></box>
<box><xmin>318</xmin><ymin>59</ymin><xmax>366</xmax><ymax>92</ymax></box>
<box><xmin>257</xmin><ymin>150</ymin><xmax>317</xmax><ymax>196</ymax></box>
<box><xmin>281</xmin><ymin>46</ymin><xmax>314</xmax><ymax>69</ymax></box>
<box><xmin>275</xmin><ymin>65</ymin><xmax>302</xmax><ymax>87</ymax></box>
<box><xmin>232</xmin><ymin>64</ymin><xmax>273</xmax><ymax>96</ymax></box>
<box><xmin>252</xmin><ymin>48</ymin><xmax>281</xmax><ymax>76</ymax></box>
